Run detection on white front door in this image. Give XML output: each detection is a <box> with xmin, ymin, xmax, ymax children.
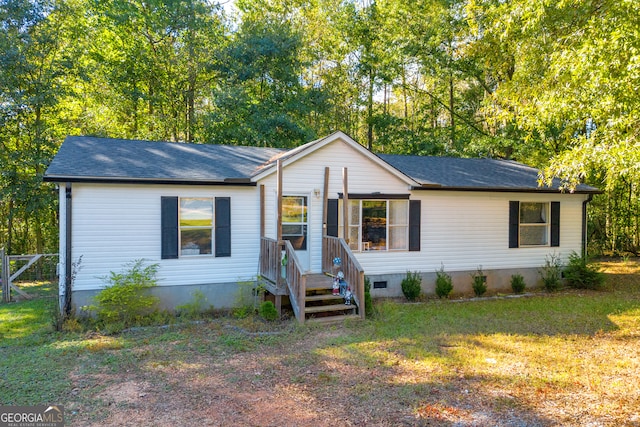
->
<box><xmin>282</xmin><ymin>195</ymin><xmax>310</xmax><ymax>271</ymax></box>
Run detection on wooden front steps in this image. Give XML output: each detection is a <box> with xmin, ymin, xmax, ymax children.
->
<box><xmin>303</xmin><ymin>274</ymin><xmax>358</xmax><ymax>323</ymax></box>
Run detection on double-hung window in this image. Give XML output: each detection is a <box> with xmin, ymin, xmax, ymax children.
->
<box><xmin>179</xmin><ymin>198</ymin><xmax>213</xmax><ymax>256</ymax></box>
<box><xmin>509</xmin><ymin>200</ymin><xmax>560</xmax><ymax>248</ymax></box>
<box><xmin>519</xmin><ymin>202</ymin><xmax>549</xmax><ymax>246</ymax></box>
<box><xmin>347</xmin><ymin>199</ymin><xmax>409</xmax><ymax>251</ymax></box>
<box><xmin>161</xmin><ymin>196</ymin><xmax>231</xmax><ymax>259</ymax></box>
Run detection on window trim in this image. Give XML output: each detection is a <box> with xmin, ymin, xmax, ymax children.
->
<box><xmin>179</xmin><ymin>197</ymin><xmax>214</xmax><ymax>257</ymax></box>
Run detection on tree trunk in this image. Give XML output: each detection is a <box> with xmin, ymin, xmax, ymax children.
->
<box><xmin>449</xmin><ymin>72</ymin><xmax>455</xmax><ymax>150</ymax></box>
<box><xmin>367</xmin><ymin>68</ymin><xmax>374</xmax><ymax>151</ymax></box>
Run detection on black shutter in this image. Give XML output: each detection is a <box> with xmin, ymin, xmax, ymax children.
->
<box><xmin>161</xmin><ymin>197</ymin><xmax>179</xmax><ymax>259</ymax></box>
<box><xmin>215</xmin><ymin>197</ymin><xmax>231</xmax><ymax>257</ymax></box>
<box><xmin>509</xmin><ymin>201</ymin><xmax>520</xmax><ymax>248</ymax></box>
<box><xmin>409</xmin><ymin>200</ymin><xmax>421</xmax><ymax>251</ymax></box>
<box><xmin>550</xmin><ymin>201</ymin><xmax>560</xmax><ymax>247</ymax></box>
<box><xmin>327</xmin><ymin>199</ymin><xmax>338</xmax><ymax>237</ymax></box>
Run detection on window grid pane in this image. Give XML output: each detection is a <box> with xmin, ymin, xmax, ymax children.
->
<box><xmin>520</xmin><ymin>225</ymin><xmax>548</xmax><ymax>246</ymax></box>
<box><xmin>389</xmin><ymin>226</ymin><xmax>408</xmax><ymax>250</ymax></box>
<box><xmin>389</xmin><ymin>200</ymin><xmax>408</xmax><ymax>226</ymax></box>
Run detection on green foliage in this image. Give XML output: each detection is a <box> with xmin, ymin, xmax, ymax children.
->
<box><xmin>510</xmin><ymin>274</ymin><xmax>526</xmax><ymax>294</ymax></box>
<box><xmin>364</xmin><ymin>276</ymin><xmax>374</xmax><ymax>317</ymax></box>
<box><xmin>258</xmin><ymin>301</ymin><xmax>279</xmax><ymax>321</ymax></box>
<box><xmin>435</xmin><ymin>264</ymin><xmax>453</xmax><ymax>299</ymax></box>
<box><xmin>401</xmin><ymin>271</ymin><xmax>422</xmax><ymax>302</ymax></box>
<box><xmin>540</xmin><ymin>253</ymin><xmax>563</xmax><ymax>292</ymax></box>
<box><xmin>86</xmin><ymin>259</ymin><xmax>160</xmax><ymax>329</ymax></box>
<box><xmin>471</xmin><ymin>266</ymin><xmax>487</xmax><ymax>297</ymax></box>
<box><xmin>233</xmin><ymin>278</ymin><xmax>261</xmax><ymax>318</ymax></box>
<box><xmin>563</xmin><ymin>252</ymin><xmax>605</xmax><ymax>290</ymax></box>
<box><xmin>176</xmin><ymin>290</ymin><xmax>214</xmax><ymax>320</ymax></box>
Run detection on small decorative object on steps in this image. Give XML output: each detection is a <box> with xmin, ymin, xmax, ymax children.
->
<box><xmin>333</xmin><ymin>257</ymin><xmax>342</xmax><ymax>267</ymax></box>
<box><xmin>344</xmin><ymin>287</ymin><xmax>352</xmax><ymax>305</ymax></box>
<box><xmin>332</xmin><ymin>277</ymin><xmax>340</xmax><ymax>295</ymax></box>
<box><xmin>337</xmin><ymin>271</ymin><xmax>347</xmax><ymax>296</ymax></box>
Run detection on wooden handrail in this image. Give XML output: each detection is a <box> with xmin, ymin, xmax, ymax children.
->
<box><xmin>259</xmin><ymin>237</ymin><xmax>281</xmax><ymax>285</ymax></box>
<box><xmin>283</xmin><ymin>240</ymin><xmax>306</xmax><ymax>323</ymax></box>
<box><xmin>322</xmin><ymin>236</ymin><xmax>365</xmax><ymax>319</ymax></box>
<box><xmin>259</xmin><ymin>237</ymin><xmax>306</xmax><ymax>323</ymax></box>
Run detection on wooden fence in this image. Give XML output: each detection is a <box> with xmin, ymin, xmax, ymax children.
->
<box><xmin>1</xmin><ymin>249</ymin><xmax>58</xmax><ymax>302</ymax></box>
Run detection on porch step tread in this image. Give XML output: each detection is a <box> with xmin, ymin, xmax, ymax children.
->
<box><xmin>306</xmin><ymin>314</ymin><xmax>361</xmax><ymax>324</ymax></box>
<box><xmin>305</xmin><ymin>294</ymin><xmax>344</xmax><ymax>302</ymax></box>
<box><xmin>305</xmin><ymin>303</ymin><xmax>357</xmax><ymax>314</ymax></box>
<box><xmin>305</xmin><ymin>273</ymin><xmax>334</xmax><ymax>291</ymax></box>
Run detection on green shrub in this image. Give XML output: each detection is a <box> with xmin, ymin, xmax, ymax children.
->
<box><xmin>176</xmin><ymin>290</ymin><xmax>214</xmax><ymax>319</ymax></box>
<box><xmin>259</xmin><ymin>300</ymin><xmax>279</xmax><ymax>321</ymax></box>
<box><xmin>510</xmin><ymin>274</ymin><xmax>526</xmax><ymax>294</ymax></box>
<box><xmin>471</xmin><ymin>266</ymin><xmax>487</xmax><ymax>297</ymax></box>
<box><xmin>540</xmin><ymin>253</ymin><xmax>563</xmax><ymax>292</ymax></box>
<box><xmin>401</xmin><ymin>271</ymin><xmax>422</xmax><ymax>301</ymax></box>
<box><xmin>87</xmin><ymin>259</ymin><xmax>160</xmax><ymax>329</ymax></box>
<box><xmin>233</xmin><ymin>278</ymin><xmax>259</xmax><ymax>318</ymax></box>
<box><xmin>435</xmin><ymin>264</ymin><xmax>453</xmax><ymax>298</ymax></box>
<box><xmin>563</xmin><ymin>252</ymin><xmax>605</xmax><ymax>290</ymax></box>
<box><xmin>364</xmin><ymin>276</ymin><xmax>374</xmax><ymax>317</ymax></box>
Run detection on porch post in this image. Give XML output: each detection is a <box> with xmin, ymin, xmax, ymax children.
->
<box><xmin>342</xmin><ymin>167</ymin><xmax>349</xmax><ymax>244</ymax></box>
<box><xmin>275</xmin><ymin>160</ymin><xmax>283</xmax><ymax>314</ymax></box>
<box><xmin>276</xmin><ymin>160</ymin><xmax>283</xmax><ymax>243</ymax></box>
<box><xmin>322</xmin><ymin>167</ymin><xmax>329</xmax><ymax>237</ymax></box>
<box><xmin>260</xmin><ymin>184</ymin><xmax>265</xmax><ymax>238</ymax></box>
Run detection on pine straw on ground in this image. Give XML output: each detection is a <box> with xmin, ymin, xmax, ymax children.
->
<box><xmin>63</xmin><ymin>260</ymin><xmax>640</xmax><ymax>426</ymax></box>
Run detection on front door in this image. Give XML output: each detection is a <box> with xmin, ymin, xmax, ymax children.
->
<box><xmin>282</xmin><ymin>195</ymin><xmax>310</xmax><ymax>271</ymax></box>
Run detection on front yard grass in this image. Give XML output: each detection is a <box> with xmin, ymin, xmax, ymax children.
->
<box><xmin>1</xmin><ymin>260</ymin><xmax>639</xmax><ymax>426</ymax></box>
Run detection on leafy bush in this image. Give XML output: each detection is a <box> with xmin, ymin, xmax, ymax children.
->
<box><xmin>259</xmin><ymin>300</ymin><xmax>279</xmax><ymax>321</ymax></box>
<box><xmin>540</xmin><ymin>253</ymin><xmax>563</xmax><ymax>292</ymax></box>
<box><xmin>564</xmin><ymin>252</ymin><xmax>605</xmax><ymax>290</ymax></box>
<box><xmin>87</xmin><ymin>259</ymin><xmax>160</xmax><ymax>329</ymax></box>
<box><xmin>233</xmin><ymin>278</ymin><xmax>260</xmax><ymax>318</ymax></box>
<box><xmin>435</xmin><ymin>264</ymin><xmax>453</xmax><ymax>298</ymax></box>
<box><xmin>401</xmin><ymin>271</ymin><xmax>422</xmax><ymax>301</ymax></box>
<box><xmin>510</xmin><ymin>274</ymin><xmax>526</xmax><ymax>294</ymax></box>
<box><xmin>364</xmin><ymin>276</ymin><xmax>374</xmax><ymax>317</ymax></box>
<box><xmin>471</xmin><ymin>266</ymin><xmax>487</xmax><ymax>297</ymax></box>
<box><xmin>176</xmin><ymin>290</ymin><xmax>214</xmax><ymax>319</ymax></box>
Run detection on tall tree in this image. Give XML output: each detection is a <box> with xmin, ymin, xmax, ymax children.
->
<box><xmin>82</xmin><ymin>0</ymin><xmax>226</xmax><ymax>142</ymax></box>
<box><xmin>0</xmin><ymin>0</ymin><xmax>85</xmax><ymax>254</ymax></box>
<box><xmin>206</xmin><ymin>1</ymin><xmax>322</xmax><ymax>147</ymax></box>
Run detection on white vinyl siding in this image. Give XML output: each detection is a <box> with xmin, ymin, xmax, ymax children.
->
<box><xmin>69</xmin><ymin>184</ymin><xmax>257</xmax><ymax>291</ymax></box>
<box><xmin>356</xmin><ymin>191</ymin><xmax>587</xmax><ymax>276</ymax></box>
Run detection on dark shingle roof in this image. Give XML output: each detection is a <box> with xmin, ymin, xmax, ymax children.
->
<box><xmin>45</xmin><ymin>136</ymin><xmax>284</xmax><ymax>184</ymax></box>
<box><xmin>379</xmin><ymin>154</ymin><xmax>599</xmax><ymax>193</ymax></box>
<box><xmin>45</xmin><ymin>135</ymin><xmax>600</xmax><ymax>193</ymax></box>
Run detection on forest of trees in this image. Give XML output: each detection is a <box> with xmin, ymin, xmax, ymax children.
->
<box><xmin>1</xmin><ymin>0</ymin><xmax>638</xmax><ymax>256</ymax></box>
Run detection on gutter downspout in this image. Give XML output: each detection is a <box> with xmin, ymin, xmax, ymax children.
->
<box><xmin>64</xmin><ymin>184</ymin><xmax>72</xmax><ymax>316</ymax></box>
<box><xmin>582</xmin><ymin>194</ymin><xmax>593</xmax><ymax>258</ymax></box>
